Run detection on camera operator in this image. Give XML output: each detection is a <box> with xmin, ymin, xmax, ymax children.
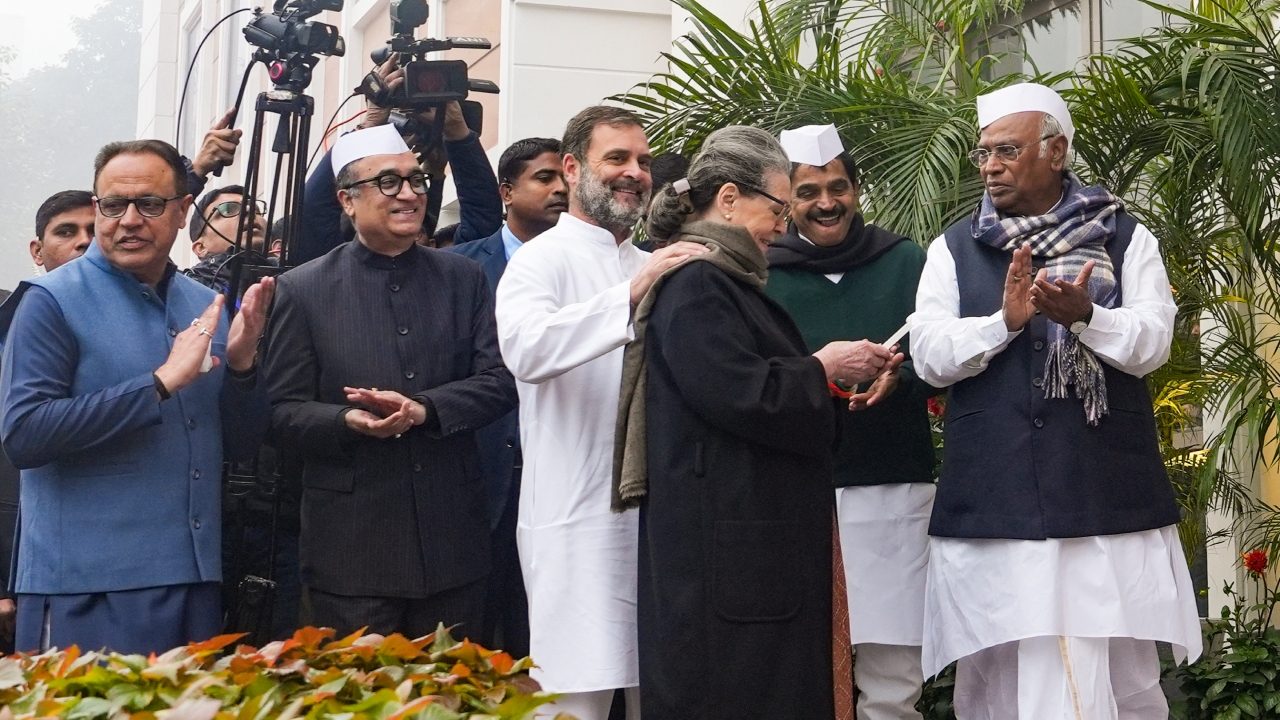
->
<box><xmin>185</xmin><ymin>186</ymin><xmax>273</xmax><ymax>294</ymax></box>
<box><xmin>294</xmin><ymin>55</ymin><xmax>502</xmax><ymax>264</ymax></box>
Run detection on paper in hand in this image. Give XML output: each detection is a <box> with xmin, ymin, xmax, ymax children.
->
<box><xmin>882</xmin><ymin>322</ymin><xmax>910</xmax><ymax>349</ymax></box>
<box><xmin>201</xmin><ymin>343</ymin><xmax>213</xmax><ymax>373</ymax></box>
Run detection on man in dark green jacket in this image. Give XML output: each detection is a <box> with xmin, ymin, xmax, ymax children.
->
<box><xmin>766</xmin><ymin>126</ymin><xmax>938</xmax><ymax>720</ymax></box>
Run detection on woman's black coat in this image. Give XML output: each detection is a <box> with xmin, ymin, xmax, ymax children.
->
<box><xmin>637</xmin><ymin>261</ymin><xmax>838</xmax><ymax>719</ymax></box>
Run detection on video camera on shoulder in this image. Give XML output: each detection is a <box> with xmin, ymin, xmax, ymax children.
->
<box><xmin>355</xmin><ymin>0</ymin><xmax>499</xmax><ymax>115</ymax></box>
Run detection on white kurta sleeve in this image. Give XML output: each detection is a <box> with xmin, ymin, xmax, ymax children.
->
<box><xmin>495</xmin><ymin>248</ymin><xmax>636</xmax><ymax>385</ymax></box>
<box><xmin>1076</xmin><ymin>223</ymin><xmax>1176</xmax><ymax>377</ymax></box>
<box><xmin>910</xmin><ymin>236</ymin><xmax>1020</xmax><ymax>388</ymax></box>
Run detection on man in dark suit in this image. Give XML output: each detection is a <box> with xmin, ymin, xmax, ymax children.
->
<box><xmin>447</xmin><ymin>137</ymin><xmax>566</xmax><ymax>657</ymax></box>
<box><xmin>263</xmin><ymin>125</ymin><xmax>517</xmax><ymax>638</ymax></box>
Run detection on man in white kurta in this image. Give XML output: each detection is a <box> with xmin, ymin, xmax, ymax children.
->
<box><xmin>911</xmin><ymin>84</ymin><xmax>1201</xmax><ymax>719</ymax></box>
<box><xmin>494</xmin><ymin>105</ymin><xmax>705</xmax><ymax>720</ymax></box>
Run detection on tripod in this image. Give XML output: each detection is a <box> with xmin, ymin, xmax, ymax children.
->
<box><xmin>218</xmin><ymin>89</ymin><xmax>314</xmax><ymax>645</ymax></box>
<box><xmin>225</xmin><ymin>88</ymin><xmax>315</xmax><ymax>311</ymax></box>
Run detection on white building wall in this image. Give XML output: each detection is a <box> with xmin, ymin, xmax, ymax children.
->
<box><xmin>498</xmin><ymin>0</ymin><xmax>671</xmax><ymax>148</ymax></box>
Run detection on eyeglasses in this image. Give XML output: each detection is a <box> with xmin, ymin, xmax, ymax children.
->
<box><xmin>744</xmin><ymin>185</ymin><xmax>792</xmax><ymax>223</ymax></box>
<box><xmin>967</xmin><ymin>133</ymin><xmax>1062</xmax><ymax>168</ymax></box>
<box><xmin>344</xmin><ymin>172</ymin><xmax>429</xmax><ymax>196</ymax></box>
<box><xmin>94</xmin><ymin>195</ymin><xmax>184</xmax><ymax>219</ymax></box>
<box><xmin>208</xmin><ymin>199</ymin><xmax>267</xmax><ymax>220</ymax></box>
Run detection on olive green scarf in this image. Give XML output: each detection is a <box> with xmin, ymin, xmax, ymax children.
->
<box><xmin>612</xmin><ymin>220</ymin><xmax>769</xmax><ymax>512</ymax></box>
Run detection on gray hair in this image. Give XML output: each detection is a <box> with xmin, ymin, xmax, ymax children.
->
<box><xmin>1040</xmin><ymin>113</ymin><xmax>1074</xmax><ymax>165</ymax></box>
<box><xmin>646</xmin><ymin>126</ymin><xmax>792</xmax><ymax>242</ymax></box>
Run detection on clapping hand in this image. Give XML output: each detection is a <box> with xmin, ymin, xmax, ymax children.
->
<box><xmin>1030</xmin><ymin>260</ymin><xmax>1095</xmax><ymax>327</ymax></box>
<box><xmin>155</xmin><ymin>297</ymin><xmax>224</xmax><ymax>395</ymax></box>
<box><xmin>226</xmin><ymin>277</ymin><xmax>275</xmax><ymax>372</ymax></box>
<box><xmin>1002</xmin><ymin>244</ymin><xmax>1041</xmax><ymax>332</ymax></box>
<box><xmin>343</xmin><ymin>387</ymin><xmax>427</xmax><ymax>439</ymax></box>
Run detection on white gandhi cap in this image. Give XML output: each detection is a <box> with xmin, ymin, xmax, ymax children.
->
<box><xmin>976</xmin><ymin>82</ymin><xmax>1074</xmax><ymax>147</ymax></box>
<box><xmin>331</xmin><ymin>124</ymin><xmax>412</xmax><ymax>178</ymax></box>
<box><xmin>779</xmin><ymin>124</ymin><xmax>845</xmax><ymax>167</ymax></box>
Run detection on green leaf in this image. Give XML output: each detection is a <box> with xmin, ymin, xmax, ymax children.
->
<box><xmin>107</xmin><ymin>682</ymin><xmax>155</xmax><ymax>712</ymax></box>
<box><xmin>65</xmin><ymin>697</ymin><xmax>113</xmax><ymax>720</ymax></box>
<box><xmin>1236</xmin><ymin>693</ymin><xmax>1261</xmax><ymax>717</ymax></box>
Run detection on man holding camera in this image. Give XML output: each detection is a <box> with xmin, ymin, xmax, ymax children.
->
<box><xmin>263</xmin><ymin>125</ymin><xmax>517</xmax><ymax>638</ymax></box>
<box><xmin>295</xmin><ymin>56</ymin><xmax>502</xmax><ymax>265</ymax></box>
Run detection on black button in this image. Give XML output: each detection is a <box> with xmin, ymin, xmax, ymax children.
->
<box><xmin>192</xmin><ymin>469</ymin><xmax>201</xmax><ymax>480</ymax></box>
<box><xmin>413</xmin><ymin>463</ymin><xmax>423</xmax><ymax>472</ymax></box>
<box><xmin>390</xmin><ymin>284</ymin><xmax>400</xmax><ymax>292</ymax></box>
<box><xmin>398</xmin><ymin>326</ymin><xmax>409</xmax><ymax>335</ymax></box>
<box><xmin>193</xmin><ymin>518</ymin><xmax>202</xmax><ymax>529</ymax></box>
<box><xmin>187</xmin><ymin>418</ymin><xmax>196</xmax><ymax>429</ymax></box>
<box><xmin>168</xmin><ymin>327</ymin><xmax>177</xmax><ymax>337</ymax></box>
<box><xmin>1032</xmin><ymin>377</ymin><xmax>1043</xmax><ymax>388</ymax></box>
<box><xmin>1034</xmin><ymin>341</ymin><xmax>1044</xmax><ymax>351</ymax></box>
<box><xmin>405</xmin><ymin>371</ymin><xmax>416</xmax><ymax>379</ymax></box>
<box><xmin>1033</xmin><ymin>418</ymin><xmax>1044</xmax><ymax>428</ymax></box>
<box><xmin>141</xmin><ymin>292</ymin><xmax>150</xmax><ymax>300</ymax></box>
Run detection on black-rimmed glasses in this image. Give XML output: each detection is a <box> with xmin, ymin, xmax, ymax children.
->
<box><xmin>344</xmin><ymin>172</ymin><xmax>429</xmax><ymax>196</ymax></box>
<box><xmin>94</xmin><ymin>195</ymin><xmax>184</xmax><ymax>219</ymax></box>
<box><xmin>967</xmin><ymin>134</ymin><xmax>1062</xmax><ymax>168</ymax></box>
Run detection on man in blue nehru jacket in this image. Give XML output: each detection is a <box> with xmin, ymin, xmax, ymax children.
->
<box><xmin>912</xmin><ymin>84</ymin><xmax>1200</xmax><ymax>719</ymax></box>
<box><xmin>0</xmin><ymin>139</ymin><xmax>273</xmax><ymax>655</ymax></box>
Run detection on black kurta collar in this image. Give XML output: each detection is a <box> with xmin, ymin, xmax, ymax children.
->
<box><xmin>350</xmin><ymin>238</ymin><xmax>422</xmax><ymax>270</ymax></box>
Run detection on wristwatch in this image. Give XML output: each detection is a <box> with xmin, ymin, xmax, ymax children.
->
<box><xmin>1069</xmin><ymin>308</ymin><xmax>1094</xmax><ymax>335</ymax></box>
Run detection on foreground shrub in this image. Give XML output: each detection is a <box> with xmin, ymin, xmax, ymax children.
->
<box><xmin>0</xmin><ymin>624</ymin><xmax>563</xmax><ymax>720</ymax></box>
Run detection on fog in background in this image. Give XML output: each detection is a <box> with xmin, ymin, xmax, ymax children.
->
<box><xmin>0</xmin><ymin>0</ymin><xmax>140</xmax><ymax>292</ymax></box>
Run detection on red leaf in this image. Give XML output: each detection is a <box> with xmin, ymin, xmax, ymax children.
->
<box><xmin>378</xmin><ymin>634</ymin><xmax>426</xmax><ymax>661</ymax></box>
<box><xmin>489</xmin><ymin>652</ymin><xmax>515</xmax><ymax>675</ymax></box>
<box><xmin>323</xmin><ymin>628</ymin><xmax>367</xmax><ymax>651</ymax></box>
<box><xmin>292</xmin><ymin>627</ymin><xmax>335</xmax><ymax>650</ymax></box>
<box><xmin>188</xmin><ymin>633</ymin><xmax>248</xmax><ymax>655</ymax></box>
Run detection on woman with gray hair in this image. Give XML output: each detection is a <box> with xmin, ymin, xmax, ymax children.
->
<box><xmin>613</xmin><ymin>125</ymin><xmax>899</xmax><ymax>718</ymax></box>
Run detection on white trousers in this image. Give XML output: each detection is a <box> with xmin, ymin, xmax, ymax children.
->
<box><xmin>953</xmin><ymin>636</ymin><xmax>1166</xmax><ymax>720</ymax></box>
<box><xmin>535</xmin><ymin>687</ymin><xmax>641</xmax><ymax>720</ymax></box>
<box><xmin>854</xmin><ymin>643</ymin><xmax>925</xmax><ymax>720</ymax></box>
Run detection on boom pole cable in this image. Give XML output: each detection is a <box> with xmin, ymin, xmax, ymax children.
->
<box><xmin>174</xmin><ymin>7</ymin><xmax>256</xmax><ymax>148</ymax></box>
<box><xmin>307</xmin><ymin>92</ymin><xmax>359</xmax><ymax>172</ymax></box>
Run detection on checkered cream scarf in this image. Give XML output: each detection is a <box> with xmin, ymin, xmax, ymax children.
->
<box><xmin>972</xmin><ymin>174</ymin><xmax>1124</xmax><ymax>425</ymax></box>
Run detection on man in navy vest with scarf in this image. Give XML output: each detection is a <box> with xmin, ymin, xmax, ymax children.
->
<box><xmin>0</xmin><ymin>139</ymin><xmax>273</xmax><ymax>655</ymax></box>
<box><xmin>911</xmin><ymin>83</ymin><xmax>1201</xmax><ymax>719</ymax></box>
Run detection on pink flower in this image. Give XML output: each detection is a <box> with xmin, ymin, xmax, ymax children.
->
<box><xmin>927</xmin><ymin>397</ymin><xmax>945</xmax><ymax>418</ymax></box>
